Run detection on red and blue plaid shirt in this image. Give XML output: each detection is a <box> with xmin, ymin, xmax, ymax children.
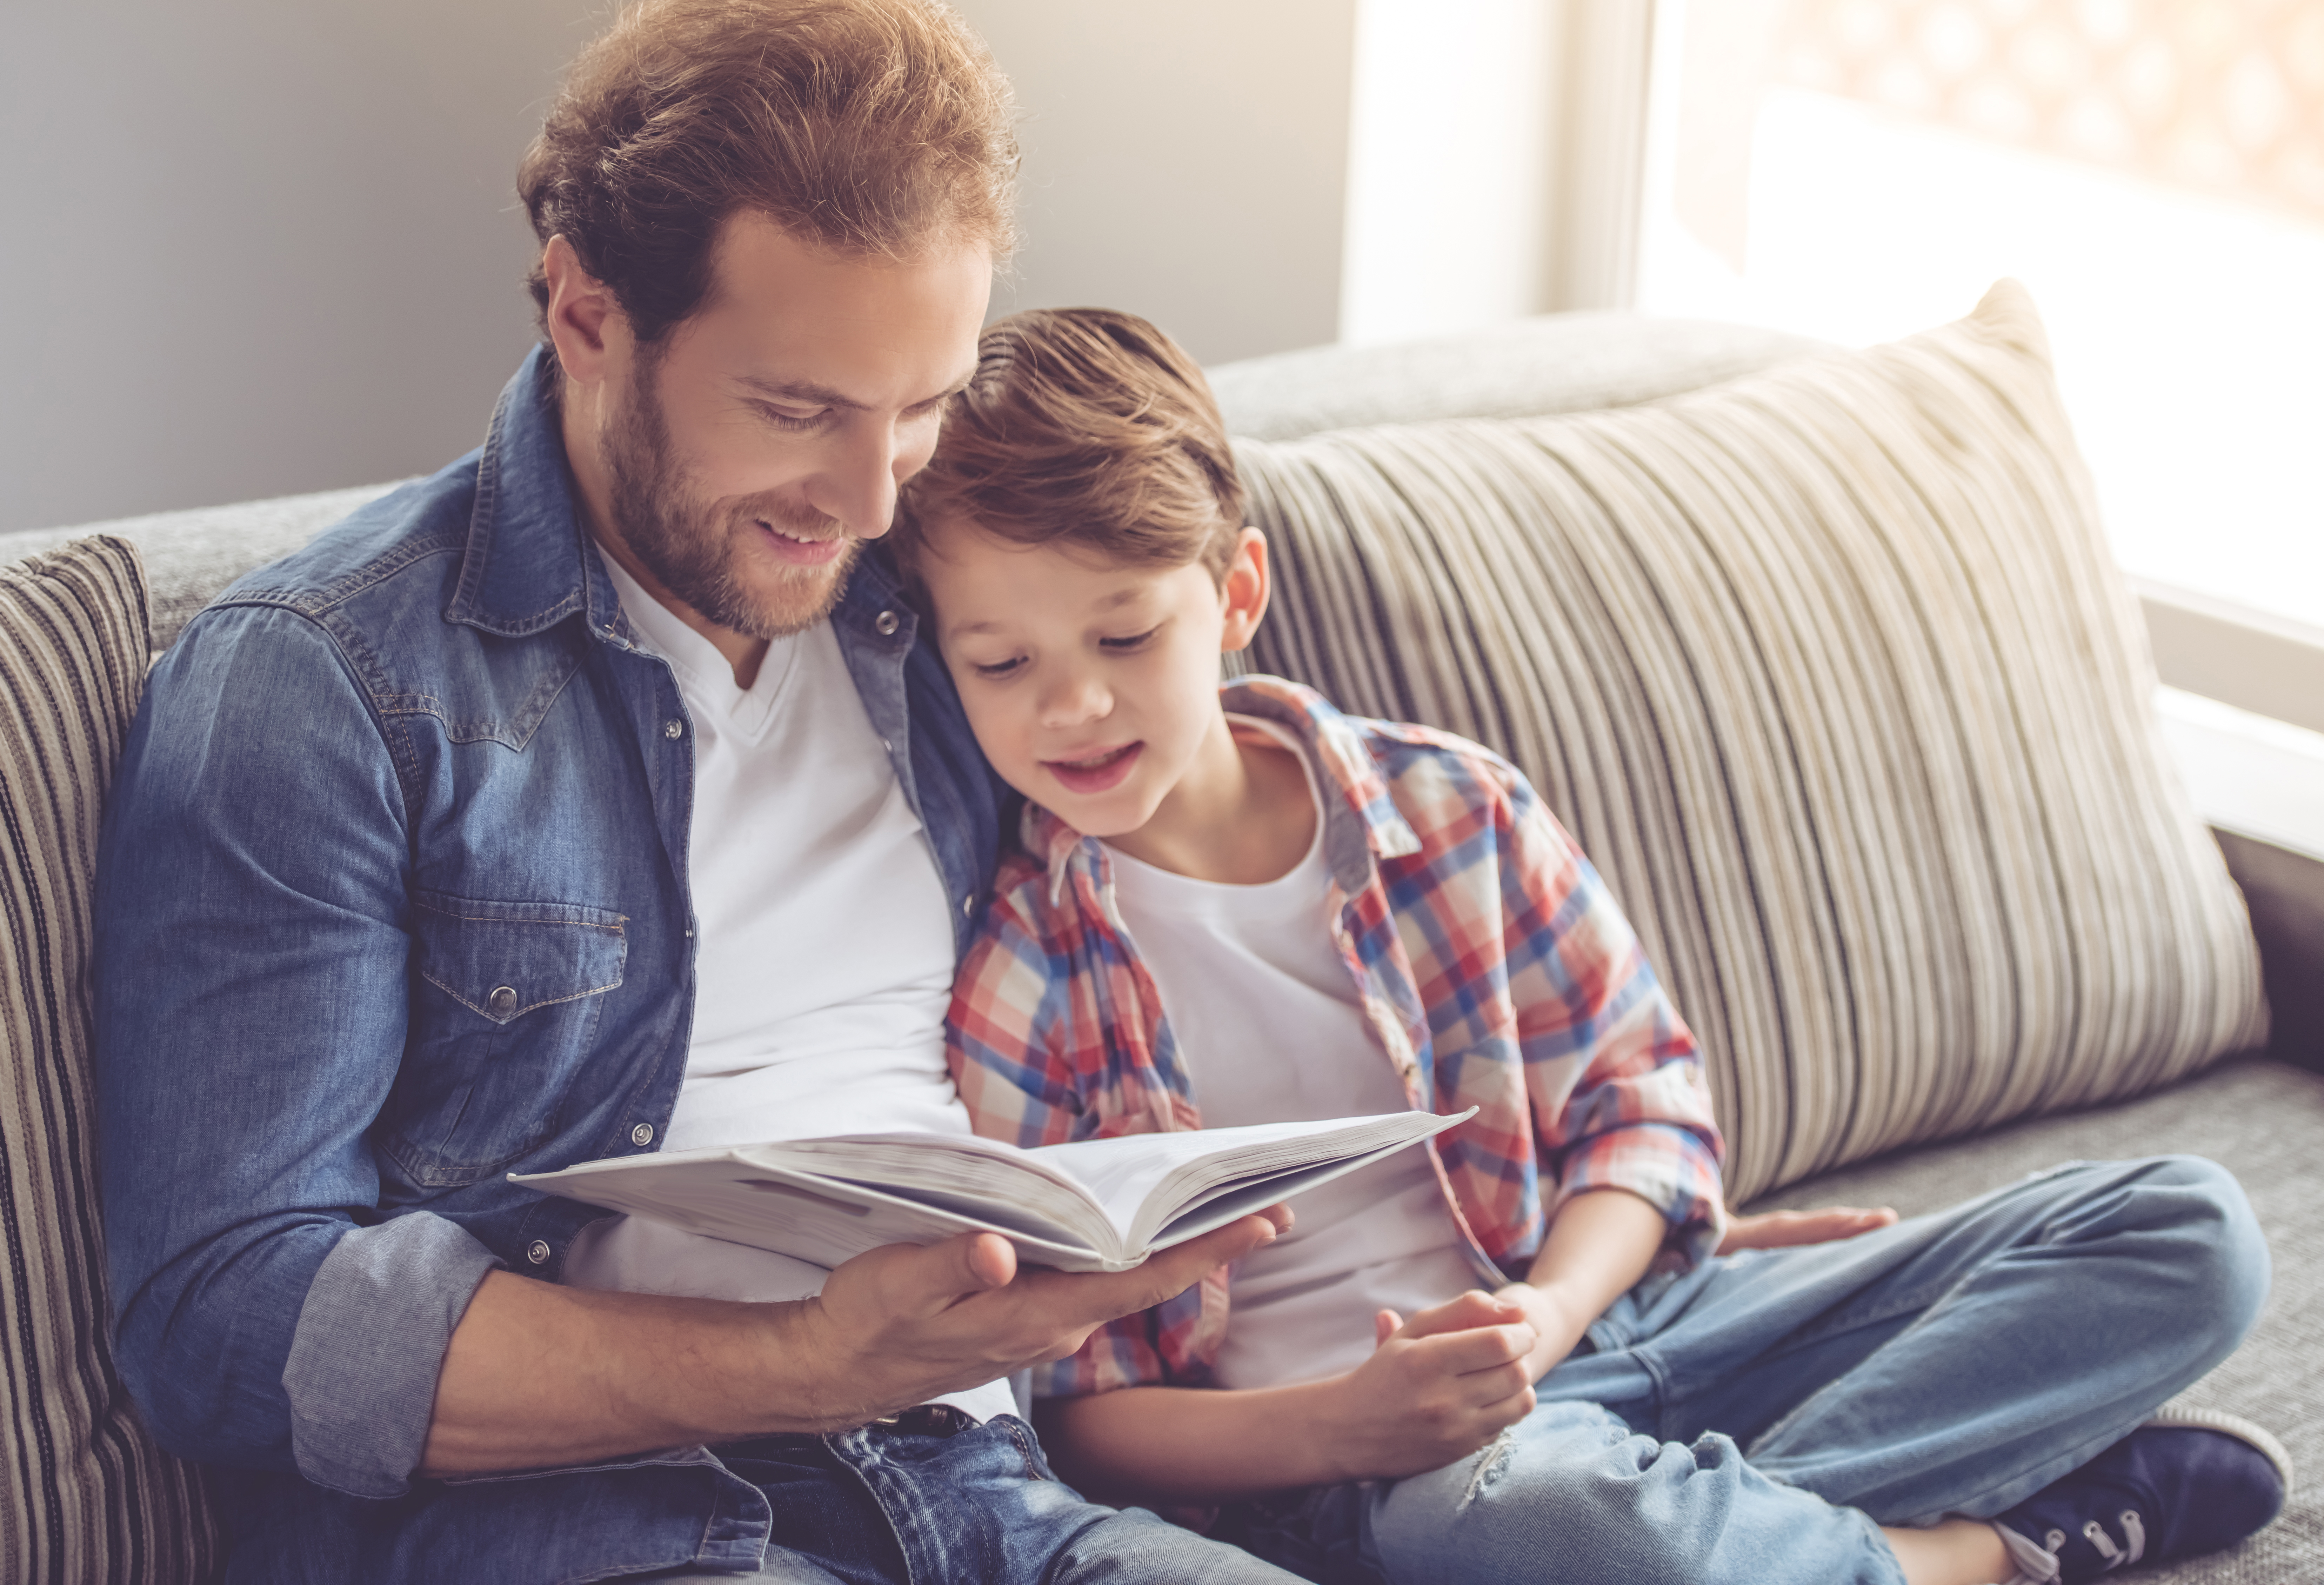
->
<box><xmin>947</xmin><ymin>677</ymin><xmax>1726</xmax><ymax>1397</ymax></box>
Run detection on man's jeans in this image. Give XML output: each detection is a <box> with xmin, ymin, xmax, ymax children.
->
<box><xmin>639</xmin><ymin>1416</ymin><xmax>1301</xmax><ymax>1584</ymax></box>
<box><xmin>1220</xmin><ymin>1156</ymin><xmax>2269</xmax><ymax>1585</ymax></box>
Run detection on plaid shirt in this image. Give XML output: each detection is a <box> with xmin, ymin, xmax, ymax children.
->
<box><xmin>947</xmin><ymin>677</ymin><xmax>1726</xmax><ymax>1397</ymax></box>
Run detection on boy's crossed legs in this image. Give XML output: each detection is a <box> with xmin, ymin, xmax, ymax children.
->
<box><xmin>1230</xmin><ymin>1156</ymin><xmax>2273</xmax><ymax>1585</ymax></box>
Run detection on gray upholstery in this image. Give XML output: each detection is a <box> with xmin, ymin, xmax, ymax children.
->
<box><xmin>1208</xmin><ymin>311</ymin><xmax>1829</xmax><ymax>440</ymax></box>
<box><xmin>0</xmin><ymin>481</ymin><xmax>405</xmax><ymax>653</ymax></box>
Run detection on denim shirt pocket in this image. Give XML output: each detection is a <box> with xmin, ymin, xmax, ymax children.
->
<box><xmin>379</xmin><ymin>889</ymin><xmax>628</xmax><ymax>1191</ymax></box>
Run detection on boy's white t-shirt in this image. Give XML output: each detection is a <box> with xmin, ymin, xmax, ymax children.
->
<box><xmin>563</xmin><ymin>556</ymin><xmax>1015</xmax><ymax>1424</ymax></box>
<box><xmin>1103</xmin><ymin>717</ymin><xmax>1480</xmax><ymax>1391</ymax></box>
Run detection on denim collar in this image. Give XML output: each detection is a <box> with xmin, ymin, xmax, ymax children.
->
<box><xmin>443</xmin><ymin>344</ymin><xmax>607</xmax><ymax>640</ymax></box>
<box><xmin>442</xmin><ymin>342</ymin><xmax>916</xmax><ymax>650</ymax></box>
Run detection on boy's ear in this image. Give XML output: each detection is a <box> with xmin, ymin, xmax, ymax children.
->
<box><xmin>1219</xmin><ymin>527</ymin><xmax>1271</xmax><ymax>653</ymax></box>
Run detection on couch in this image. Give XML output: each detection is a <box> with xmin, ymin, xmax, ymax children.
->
<box><xmin>1</xmin><ymin>284</ymin><xmax>2316</xmax><ymax>1583</ymax></box>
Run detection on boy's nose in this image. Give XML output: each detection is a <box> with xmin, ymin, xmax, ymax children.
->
<box><xmin>1039</xmin><ymin>670</ymin><xmax>1111</xmax><ymax>728</ymax></box>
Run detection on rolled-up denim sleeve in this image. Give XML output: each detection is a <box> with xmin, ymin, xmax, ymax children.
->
<box><xmin>93</xmin><ymin>602</ymin><xmax>495</xmax><ymax>1495</ymax></box>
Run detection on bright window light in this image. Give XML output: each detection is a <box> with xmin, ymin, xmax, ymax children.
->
<box><xmin>1637</xmin><ymin>0</ymin><xmax>2324</xmax><ymax>630</ymax></box>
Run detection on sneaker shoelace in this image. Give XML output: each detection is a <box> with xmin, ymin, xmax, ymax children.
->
<box><xmin>2041</xmin><ymin>1510</ymin><xmax>2147</xmax><ymax>1572</ymax></box>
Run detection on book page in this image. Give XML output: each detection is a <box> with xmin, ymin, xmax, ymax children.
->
<box><xmin>1033</xmin><ymin>1110</ymin><xmax>1474</xmax><ymax>1246</ymax></box>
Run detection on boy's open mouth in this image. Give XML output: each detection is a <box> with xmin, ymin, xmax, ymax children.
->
<box><xmin>1043</xmin><ymin>742</ymin><xmax>1143</xmax><ymax>795</ymax></box>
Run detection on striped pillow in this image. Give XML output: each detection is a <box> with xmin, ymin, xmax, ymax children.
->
<box><xmin>1236</xmin><ymin>280</ymin><xmax>2268</xmax><ymax>1203</ymax></box>
<box><xmin>0</xmin><ymin>537</ymin><xmax>219</xmax><ymax>1580</ymax></box>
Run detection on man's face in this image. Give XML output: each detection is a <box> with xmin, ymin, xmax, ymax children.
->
<box><xmin>596</xmin><ymin>213</ymin><xmax>989</xmax><ymax>639</ymax></box>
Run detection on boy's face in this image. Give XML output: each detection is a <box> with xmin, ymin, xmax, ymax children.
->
<box><xmin>919</xmin><ymin>516</ymin><xmax>1269</xmax><ymax>839</ymax></box>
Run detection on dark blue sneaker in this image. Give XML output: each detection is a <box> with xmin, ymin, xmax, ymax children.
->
<box><xmin>1994</xmin><ymin>1408</ymin><xmax>2292</xmax><ymax>1582</ymax></box>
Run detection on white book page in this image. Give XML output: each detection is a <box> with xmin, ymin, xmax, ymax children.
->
<box><xmin>1034</xmin><ymin>1111</ymin><xmax>1472</xmax><ymax>1243</ymax></box>
<box><xmin>513</xmin><ymin>1110</ymin><xmax>1474</xmax><ymax>1272</ymax></box>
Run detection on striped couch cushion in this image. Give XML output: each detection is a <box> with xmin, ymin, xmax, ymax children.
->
<box><xmin>0</xmin><ymin>537</ymin><xmax>218</xmax><ymax>1580</ymax></box>
<box><xmin>1235</xmin><ymin>280</ymin><xmax>2269</xmax><ymax>1203</ymax></box>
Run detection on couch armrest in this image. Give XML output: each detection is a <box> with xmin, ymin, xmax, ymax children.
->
<box><xmin>2217</xmin><ymin>829</ymin><xmax>2324</xmax><ymax>1072</ymax></box>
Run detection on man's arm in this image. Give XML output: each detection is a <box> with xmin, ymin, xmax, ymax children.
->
<box><xmin>96</xmin><ymin>604</ymin><xmax>460</xmax><ymax>1492</ymax></box>
<box><xmin>422</xmin><ymin>1216</ymin><xmax>1282</xmax><ymax>1473</ymax></box>
<box><xmin>98</xmin><ymin>604</ymin><xmax>1282</xmax><ymax>1494</ymax></box>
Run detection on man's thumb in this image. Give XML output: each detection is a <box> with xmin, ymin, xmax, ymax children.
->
<box><xmin>918</xmin><ymin>1231</ymin><xmax>1016</xmax><ymax>1302</ymax></box>
<box><xmin>1374</xmin><ymin>1307</ymin><xmax>1403</xmax><ymax>1347</ymax></box>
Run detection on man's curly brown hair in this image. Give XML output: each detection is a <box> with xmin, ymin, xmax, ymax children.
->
<box><xmin>517</xmin><ymin>0</ymin><xmax>1018</xmax><ymax>346</ymax></box>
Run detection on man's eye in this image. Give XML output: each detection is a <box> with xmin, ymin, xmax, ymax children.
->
<box><xmin>1100</xmin><ymin>626</ymin><xmax>1161</xmax><ymax>652</ymax></box>
<box><xmin>971</xmin><ymin>656</ymin><xmax>1027</xmax><ymax>679</ymax></box>
<box><xmin>755</xmin><ymin>403</ymin><xmax>827</xmax><ymax>433</ymax></box>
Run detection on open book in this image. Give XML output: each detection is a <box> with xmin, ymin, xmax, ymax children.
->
<box><xmin>511</xmin><ymin>1108</ymin><xmax>1474</xmax><ymax>1274</ymax></box>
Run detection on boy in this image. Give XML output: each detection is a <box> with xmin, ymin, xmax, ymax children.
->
<box><xmin>889</xmin><ymin>307</ymin><xmax>2288</xmax><ymax>1585</ymax></box>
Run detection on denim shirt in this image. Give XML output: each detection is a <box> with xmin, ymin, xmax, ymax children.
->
<box><xmin>91</xmin><ymin>345</ymin><xmax>1004</xmax><ymax>1581</ymax></box>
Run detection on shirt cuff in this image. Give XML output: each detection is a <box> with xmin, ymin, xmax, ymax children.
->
<box><xmin>1555</xmin><ymin>1123</ymin><xmax>1727</xmax><ymax>1271</ymax></box>
<box><xmin>282</xmin><ymin>1212</ymin><xmax>503</xmax><ymax>1497</ymax></box>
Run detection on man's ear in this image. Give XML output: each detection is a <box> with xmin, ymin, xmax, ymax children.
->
<box><xmin>540</xmin><ymin>236</ymin><xmax>625</xmax><ymax>392</ymax></box>
<box><xmin>1219</xmin><ymin>527</ymin><xmax>1271</xmax><ymax>652</ymax></box>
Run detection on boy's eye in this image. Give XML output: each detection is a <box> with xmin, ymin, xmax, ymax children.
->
<box><xmin>971</xmin><ymin>655</ymin><xmax>1027</xmax><ymax>680</ymax></box>
<box><xmin>1099</xmin><ymin>625</ymin><xmax>1162</xmax><ymax>652</ymax></box>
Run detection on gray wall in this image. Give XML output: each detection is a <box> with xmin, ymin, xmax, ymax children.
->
<box><xmin>2</xmin><ymin>2</ymin><xmax>607</xmax><ymax>535</ymax></box>
<box><xmin>2</xmin><ymin>2</ymin><xmax>1358</xmax><ymax>535</ymax></box>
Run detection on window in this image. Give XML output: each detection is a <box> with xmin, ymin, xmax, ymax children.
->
<box><xmin>1636</xmin><ymin>0</ymin><xmax>2324</xmax><ymax>632</ymax></box>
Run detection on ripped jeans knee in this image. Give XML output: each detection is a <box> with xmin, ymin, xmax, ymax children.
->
<box><xmin>1363</xmin><ymin>1401</ymin><xmax>1902</xmax><ymax>1585</ymax></box>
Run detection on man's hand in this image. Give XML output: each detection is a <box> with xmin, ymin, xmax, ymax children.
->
<box><xmin>1308</xmin><ymin>1291</ymin><xmax>1539</xmax><ymax>1481</ymax></box>
<box><xmin>422</xmin><ymin>1207</ymin><xmax>1285</xmax><ymax>1476</ymax></box>
<box><xmin>1715</xmin><ymin>1204</ymin><xmax>1897</xmax><ymax>1256</ymax></box>
<box><xmin>791</xmin><ymin>1209</ymin><xmax>1291</xmax><ymax>1428</ymax></box>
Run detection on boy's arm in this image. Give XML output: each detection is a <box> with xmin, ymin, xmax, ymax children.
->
<box><xmin>1494</xmin><ymin>775</ymin><xmax>1729</xmax><ymax>1265</ymax></box>
<box><xmin>1492</xmin><ymin>1185</ymin><xmax>1669</xmax><ymax>1380</ymax></box>
<box><xmin>1035</xmin><ymin>1289</ymin><xmax>1539</xmax><ymax>1504</ymax></box>
<box><xmin>1486</xmin><ymin>774</ymin><xmax>1895</xmax><ymax>1373</ymax></box>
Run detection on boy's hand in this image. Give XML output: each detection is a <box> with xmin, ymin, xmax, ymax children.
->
<box><xmin>1716</xmin><ymin>1204</ymin><xmax>1897</xmax><ymax>1254</ymax></box>
<box><xmin>795</xmin><ymin>1210</ymin><xmax>1289</xmax><ymax>1429</ymax></box>
<box><xmin>1313</xmin><ymin>1291</ymin><xmax>1539</xmax><ymax>1480</ymax></box>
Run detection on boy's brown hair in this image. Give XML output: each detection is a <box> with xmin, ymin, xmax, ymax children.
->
<box><xmin>896</xmin><ymin>308</ymin><xmax>1247</xmax><ymax>584</ymax></box>
<box><xmin>518</xmin><ymin>0</ymin><xmax>1018</xmax><ymax>346</ymax></box>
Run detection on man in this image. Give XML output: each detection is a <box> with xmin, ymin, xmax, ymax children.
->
<box><xmin>92</xmin><ymin>3</ymin><xmax>1302</xmax><ymax>1580</ymax></box>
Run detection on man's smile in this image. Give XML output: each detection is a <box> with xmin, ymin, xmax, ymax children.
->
<box><xmin>752</xmin><ymin>518</ymin><xmax>849</xmax><ymax>567</ymax></box>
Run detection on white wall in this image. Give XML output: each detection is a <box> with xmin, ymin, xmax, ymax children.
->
<box><xmin>1340</xmin><ymin>0</ymin><xmax>1657</xmax><ymax>344</ymax></box>
<box><xmin>1</xmin><ymin>2</ymin><xmax>608</xmax><ymax>535</ymax></box>
<box><xmin>959</xmin><ymin>0</ymin><xmax>1357</xmax><ymax>366</ymax></box>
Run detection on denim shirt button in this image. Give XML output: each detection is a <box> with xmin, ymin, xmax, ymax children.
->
<box><xmin>663</xmin><ymin>719</ymin><xmax>683</xmax><ymax>739</ymax></box>
<box><xmin>874</xmin><ymin>609</ymin><xmax>900</xmax><ymax>637</ymax></box>
<box><xmin>961</xmin><ymin>893</ymin><xmax>975</xmax><ymax>917</ymax></box>
<box><xmin>488</xmin><ymin>985</ymin><xmax>518</xmax><ymax>1016</ymax></box>
<box><xmin>630</xmin><ymin>1122</ymin><xmax>654</xmax><ymax>1147</ymax></box>
<box><xmin>526</xmin><ymin>1239</ymin><xmax>552</xmax><ymax>1266</ymax></box>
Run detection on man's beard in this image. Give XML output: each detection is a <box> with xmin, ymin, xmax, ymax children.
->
<box><xmin>600</xmin><ymin>356</ymin><xmax>861</xmax><ymax>640</ymax></box>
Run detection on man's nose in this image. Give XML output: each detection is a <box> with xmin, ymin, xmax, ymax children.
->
<box><xmin>806</xmin><ymin>418</ymin><xmax>901</xmax><ymax>539</ymax></box>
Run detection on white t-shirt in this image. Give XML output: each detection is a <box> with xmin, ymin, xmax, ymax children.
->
<box><xmin>1103</xmin><ymin>719</ymin><xmax>1480</xmax><ymax>1391</ymax></box>
<box><xmin>564</xmin><ymin>557</ymin><xmax>1015</xmax><ymax>1423</ymax></box>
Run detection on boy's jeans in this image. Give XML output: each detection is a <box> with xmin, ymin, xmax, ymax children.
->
<box><xmin>640</xmin><ymin>1414</ymin><xmax>1303</xmax><ymax>1584</ymax></box>
<box><xmin>1220</xmin><ymin>1156</ymin><xmax>2269</xmax><ymax>1585</ymax></box>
